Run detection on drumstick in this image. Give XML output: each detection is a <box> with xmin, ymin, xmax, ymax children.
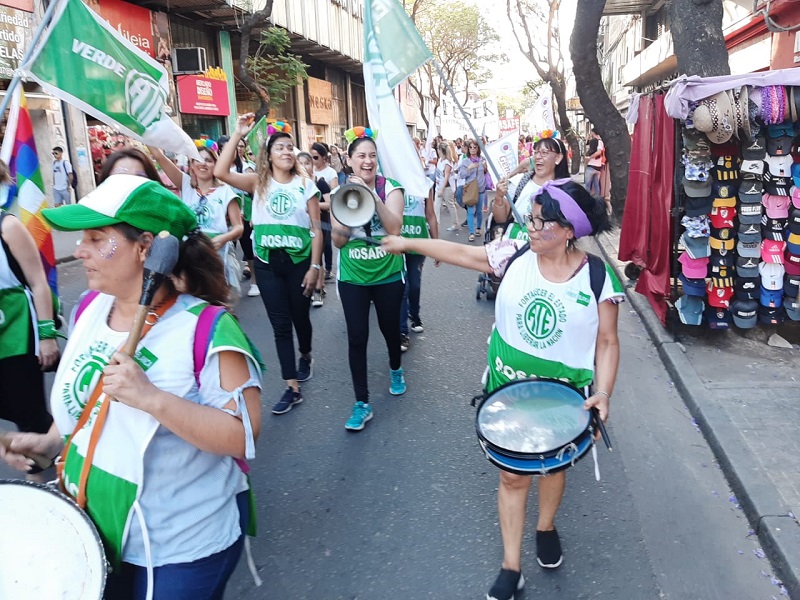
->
<box><xmin>0</xmin><ymin>433</ymin><xmax>53</xmax><ymax>470</ymax></box>
<box><xmin>590</xmin><ymin>407</ymin><xmax>613</xmax><ymax>452</ymax></box>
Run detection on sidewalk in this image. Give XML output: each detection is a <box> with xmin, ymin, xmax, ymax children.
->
<box><xmin>53</xmin><ymin>229</ymin><xmax>81</xmax><ymax>264</ymax></box>
<box><xmin>594</xmin><ymin>227</ymin><xmax>800</xmax><ymax>599</ymax></box>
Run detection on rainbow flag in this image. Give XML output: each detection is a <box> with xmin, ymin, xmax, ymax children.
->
<box><xmin>0</xmin><ymin>86</ymin><xmax>58</xmax><ymax>295</ymax></box>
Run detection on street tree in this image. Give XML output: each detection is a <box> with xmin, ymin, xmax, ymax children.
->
<box><xmin>506</xmin><ymin>0</ymin><xmax>581</xmax><ymax>173</ymax></box>
<box><xmin>669</xmin><ymin>0</ymin><xmax>730</xmax><ymax>77</ymax></box>
<box><xmin>570</xmin><ymin>0</ymin><xmax>630</xmax><ymax>213</ymax></box>
<box><xmin>403</xmin><ymin>0</ymin><xmax>500</xmax><ymax>126</ymax></box>
<box><xmin>237</xmin><ymin>0</ymin><xmax>309</xmax><ymax>121</ymax></box>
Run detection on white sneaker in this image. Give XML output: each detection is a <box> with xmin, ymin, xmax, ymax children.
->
<box><xmin>311</xmin><ymin>291</ymin><xmax>323</xmax><ymax>307</ymax></box>
<box><xmin>247</xmin><ymin>284</ymin><xmax>260</xmax><ymax>297</ymax></box>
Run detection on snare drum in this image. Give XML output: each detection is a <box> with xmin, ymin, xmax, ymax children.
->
<box><xmin>0</xmin><ymin>479</ymin><xmax>107</xmax><ymax>599</ymax></box>
<box><xmin>476</xmin><ymin>379</ymin><xmax>594</xmax><ymax>476</ymax></box>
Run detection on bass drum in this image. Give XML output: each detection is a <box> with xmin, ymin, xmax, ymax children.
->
<box><xmin>476</xmin><ymin>379</ymin><xmax>594</xmax><ymax>476</ymax></box>
<box><xmin>0</xmin><ymin>479</ymin><xmax>107</xmax><ymax>599</ymax></box>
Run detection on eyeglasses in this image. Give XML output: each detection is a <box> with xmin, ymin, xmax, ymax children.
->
<box><xmin>523</xmin><ymin>215</ymin><xmax>557</xmax><ymax>230</ymax></box>
<box><xmin>532</xmin><ymin>149</ymin><xmax>556</xmax><ymax>157</ymax></box>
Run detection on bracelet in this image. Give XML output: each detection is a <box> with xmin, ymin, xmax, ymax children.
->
<box><xmin>594</xmin><ymin>390</ymin><xmax>611</xmax><ymax>400</ymax></box>
<box><xmin>310</xmin><ymin>263</ymin><xmax>321</xmax><ymax>270</ymax></box>
<box><xmin>37</xmin><ymin>319</ymin><xmax>66</xmax><ymax>340</ymax></box>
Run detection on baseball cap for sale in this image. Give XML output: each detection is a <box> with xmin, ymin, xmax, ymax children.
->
<box><xmin>742</xmin><ymin>136</ymin><xmax>766</xmax><ymax>160</ymax></box>
<box><xmin>784</xmin><ymin>272</ymin><xmax>800</xmax><ymax>297</ymax></box>
<box><xmin>738</xmin><ymin>181</ymin><xmax>763</xmax><ymax>204</ymax></box>
<box><xmin>680</xmin><ymin>233</ymin><xmax>711</xmax><ymax>259</ymax></box>
<box><xmin>785</xmin><ymin>251</ymin><xmax>800</xmax><ymax>274</ymax></box>
<box><xmin>706</xmin><ymin>281</ymin><xmax>733</xmax><ymax>308</ymax></box>
<box><xmin>737</xmin><ymin>238</ymin><xmax>760</xmax><ymax>258</ymax></box>
<box><xmin>792</xmin><ymin>163</ymin><xmax>800</xmax><ymax>188</ymax></box>
<box><xmin>737</xmin><ymin>255</ymin><xmax>760</xmax><ymax>278</ymax></box>
<box><xmin>738</xmin><ymin>202</ymin><xmax>763</xmax><ymax>225</ymax></box>
<box><xmin>764</xmin><ymin>171</ymin><xmax>792</xmax><ymax>196</ymax></box>
<box><xmin>788</xmin><ymin>232</ymin><xmax>800</xmax><ymax>255</ymax></box>
<box><xmin>684</xmin><ymin>196</ymin><xmax>714</xmax><ymax>217</ymax></box>
<box><xmin>791</xmin><ymin>187</ymin><xmax>800</xmax><ymax>209</ymax></box>
<box><xmin>740</xmin><ymin>159</ymin><xmax>764</xmax><ymax>176</ymax></box>
<box><xmin>760</xmin><ymin>261</ymin><xmax>786</xmax><ymax>289</ymax></box>
<box><xmin>760</xmin><ymin>285</ymin><xmax>784</xmax><ymax>308</ymax></box>
<box><xmin>705</xmin><ymin>307</ymin><xmax>732</xmax><ymax>329</ymax></box>
<box><xmin>783</xmin><ymin>296</ymin><xmax>800</xmax><ymax>320</ymax></box>
<box><xmin>735</xmin><ymin>276</ymin><xmax>760</xmax><ymax>300</ymax></box>
<box><xmin>675</xmin><ymin>295</ymin><xmax>704</xmax><ymax>326</ymax></box>
<box><xmin>709</xmin><ymin>250</ymin><xmax>735</xmax><ymax>268</ymax></box>
<box><xmin>709</xmin><ymin>206</ymin><xmax>736</xmax><ymax>229</ymax></box>
<box><xmin>766</xmin><ymin>154</ymin><xmax>794</xmax><ymax>177</ymax></box>
<box><xmin>713</xmin><ymin>156</ymin><xmax>739</xmax><ymax>183</ymax></box>
<box><xmin>758</xmin><ymin>305</ymin><xmax>786</xmax><ymax>325</ymax></box>
<box><xmin>678</xmin><ymin>273</ymin><xmax>707</xmax><ymax>296</ymax></box>
<box><xmin>766</xmin><ymin>134</ymin><xmax>793</xmax><ymax>157</ymax></box>
<box><xmin>730</xmin><ymin>298</ymin><xmax>758</xmax><ymax>328</ymax></box>
<box><xmin>762</xmin><ymin>239</ymin><xmax>787</xmax><ymax>263</ymax></box>
<box><xmin>762</xmin><ymin>193</ymin><xmax>790</xmax><ymax>219</ymax></box>
<box><xmin>683</xmin><ymin>177</ymin><xmax>712</xmax><ymax>198</ymax></box>
<box><xmin>679</xmin><ymin>252</ymin><xmax>709</xmax><ymax>279</ymax></box>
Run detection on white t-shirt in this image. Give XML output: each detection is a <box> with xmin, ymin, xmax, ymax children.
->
<box><xmin>180</xmin><ymin>173</ymin><xmax>240</xmax><ymax>237</ymax></box>
<box><xmin>314</xmin><ymin>165</ymin><xmax>338</xmax><ymax>188</ymax></box>
<box><xmin>424</xmin><ymin>147</ymin><xmax>437</xmax><ymax>175</ymax></box>
<box><xmin>53</xmin><ymin>159</ymin><xmax>73</xmax><ymax>190</ymax></box>
<box><xmin>503</xmin><ymin>177</ymin><xmax>542</xmax><ymax>241</ymax></box>
<box><xmin>435</xmin><ymin>159</ymin><xmax>452</xmax><ymax>191</ymax></box>
<box><xmin>588</xmin><ymin>139</ymin><xmax>605</xmax><ymax>168</ymax></box>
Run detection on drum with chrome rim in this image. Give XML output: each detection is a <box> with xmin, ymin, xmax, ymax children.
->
<box><xmin>0</xmin><ymin>479</ymin><xmax>107</xmax><ymax>599</ymax></box>
<box><xmin>476</xmin><ymin>379</ymin><xmax>594</xmax><ymax>476</ymax></box>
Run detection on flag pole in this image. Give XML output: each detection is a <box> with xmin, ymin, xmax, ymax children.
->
<box><xmin>0</xmin><ymin>0</ymin><xmax>62</xmax><ymax>119</ymax></box>
<box><xmin>432</xmin><ymin>59</ymin><xmax>525</xmax><ymax>226</ymax></box>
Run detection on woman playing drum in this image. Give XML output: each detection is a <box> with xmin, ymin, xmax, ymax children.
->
<box><xmin>382</xmin><ymin>180</ymin><xmax>623</xmax><ymax>600</ymax></box>
<box><xmin>0</xmin><ymin>176</ymin><xmax>262</xmax><ymax>599</ymax></box>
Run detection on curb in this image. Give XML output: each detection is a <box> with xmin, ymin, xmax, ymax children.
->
<box><xmin>593</xmin><ymin>230</ymin><xmax>800</xmax><ymax>599</ymax></box>
<box><xmin>56</xmin><ymin>255</ymin><xmax>77</xmax><ymax>266</ymax></box>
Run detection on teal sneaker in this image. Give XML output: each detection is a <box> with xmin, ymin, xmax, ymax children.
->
<box><xmin>389</xmin><ymin>367</ymin><xmax>406</xmax><ymax>395</ymax></box>
<box><xmin>345</xmin><ymin>401</ymin><xmax>373</xmax><ymax>431</ymax></box>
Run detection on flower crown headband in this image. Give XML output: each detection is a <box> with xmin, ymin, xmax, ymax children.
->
<box><xmin>194</xmin><ymin>138</ymin><xmax>218</xmax><ymax>153</ymax></box>
<box><xmin>345</xmin><ymin>126</ymin><xmax>378</xmax><ymax>144</ymax></box>
<box><xmin>267</xmin><ymin>121</ymin><xmax>292</xmax><ymax>136</ymax></box>
<box><xmin>533</xmin><ymin>129</ymin><xmax>558</xmax><ymax>143</ymax></box>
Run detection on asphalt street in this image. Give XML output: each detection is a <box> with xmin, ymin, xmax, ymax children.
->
<box><xmin>0</xmin><ymin>229</ymin><xmax>788</xmax><ymax>599</ymax></box>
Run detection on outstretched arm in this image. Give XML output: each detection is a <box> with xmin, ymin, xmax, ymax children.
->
<box><xmin>383</xmin><ymin>235</ymin><xmax>491</xmax><ymax>273</ymax></box>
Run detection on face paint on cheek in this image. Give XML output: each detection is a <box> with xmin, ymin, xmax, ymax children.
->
<box><xmin>97</xmin><ymin>236</ymin><xmax>118</xmax><ymax>260</ymax></box>
<box><xmin>538</xmin><ymin>229</ymin><xmax>558</xmax><ymax>241</ymax></box>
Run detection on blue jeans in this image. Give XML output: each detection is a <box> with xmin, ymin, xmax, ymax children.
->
<box><xmin>467</xmin><ymin>191</ymin><xmax>487</xmax><ymax>234</ymax></box>
<box><xmin>400</xmin><ymin>253</ymin><xmax>425</xmax><ymax>334</ymax></box>
<box><xmin>455</xmin><ymin>185</ymin><xmax>464</xmax><ymax>208</ymax></box>
<box><xmin>105</xmin><ymin>492</ymin><xmax>249</xmax><ymax>600</ymax></box>
<box><xmin>585</xmin><ymin>165</ymin><xmax>602</xmax><ymax>196</ymax></box>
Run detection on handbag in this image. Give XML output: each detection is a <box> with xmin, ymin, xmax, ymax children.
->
<box><xmin>463</xmin><ymin>178</ymin><xmax>479</xmax><ymax>207</ymax></box>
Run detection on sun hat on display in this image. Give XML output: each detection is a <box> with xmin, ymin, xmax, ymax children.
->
<box><xmin>693</xmin><ymin>92</ymin><xmax>734</xmax><ymax>144</ymax></box>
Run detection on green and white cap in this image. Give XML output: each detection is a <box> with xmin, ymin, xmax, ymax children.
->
<box><xmin>43</xmin><ymin>174</ymin><xmax>197</xmax><ymax>239</ymax></box>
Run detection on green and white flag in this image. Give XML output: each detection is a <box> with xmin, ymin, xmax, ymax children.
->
<box><xmin>19</xmin><ymin>0</ymin><xmax>199</xmax><ymax>159</ymax></box>
<box><xmin>246</xmin><ymin>116</ymin><xmax>268</xmax><ymax>158</ymax></box>
<box><xmin>364</xmin><ymin>0</ymin><xmax>432</xmax><ymax>198</ymax></box>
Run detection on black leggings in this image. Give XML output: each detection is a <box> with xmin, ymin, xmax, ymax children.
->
<box><xmin>254</xmin><ymin>250</ymin><xmax>312</xmax><ymax>381</ymax></box>
<box><xmin>338</xmin><ymin>279</ymin><xmax>404</xmax><ymax>403</ymax></box>
<box><xmin>321</xmin><ymin>212</ymin><xmax>333</xmax><ymax>273</ymax></box>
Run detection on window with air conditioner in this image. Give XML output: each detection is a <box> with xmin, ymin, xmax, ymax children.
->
<box><xmin>172</xmin><ymin>47</ymin><xmax>208</xmax><ymax>74</ymax></box>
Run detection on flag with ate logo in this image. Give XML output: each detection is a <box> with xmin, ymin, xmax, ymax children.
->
<box><xmin>19</xmin><ymin>0</ymin><xmax>199</xmax><ymax>159</ymax></box>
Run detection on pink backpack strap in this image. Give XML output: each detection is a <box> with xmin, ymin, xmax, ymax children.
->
<box><xmin>193</xmin><ymin>303</ymin><xmax>226</xmax><ymax>386</ymax></box>
<box><xmin>74</xmin><ymin>290</ymin><xmax>100</xmax><ymax>323</ymax></box>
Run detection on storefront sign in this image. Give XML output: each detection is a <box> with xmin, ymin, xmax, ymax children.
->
<box><xmin>177</xmin><ymin>74</ymin><xmax>230</xmax><ymax>116</ymax></box>
<box><xmin>308</xmin><ymin>77</ymin><xmax>333</xmax><ymax>124</ymax></box>
<box><xmin>499</xmin><ymin>117</ymin><xmax>520</xmax><ymax>137</ymax></box>
<box><xmin>0</xmin><ymin>5</ymin><xmax>31</xmax><ymax>80</ymax></box>
<box><xmin>89</xmin><ymin>0</ymin><xmax>154</xmax><ymax>58</ymax></box>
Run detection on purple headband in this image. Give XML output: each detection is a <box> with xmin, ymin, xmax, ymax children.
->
<box><xmin>530</xmin><ymin>178</ymin><xmax>593</xmax><ymax>238</ymax></box>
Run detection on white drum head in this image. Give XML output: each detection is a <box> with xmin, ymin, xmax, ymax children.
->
<box><xmin>0</xmin><ymin>480</ymin><xmax>106</xmax><ymax>599</ymax></box>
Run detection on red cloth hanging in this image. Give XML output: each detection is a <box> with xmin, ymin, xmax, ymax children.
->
<box><xmin>619</xmin><ymin>94</ymin><xmax>675</xmax><ymax>324</ymax></box>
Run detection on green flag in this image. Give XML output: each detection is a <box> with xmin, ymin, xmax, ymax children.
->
<box><xmin>369</xmin><ymin>0</ymin><xmax>431</xmax><ymax>90</ymax></box>
<box><xmin>245</xmin><ymin>116</ymin><xmax>268</xmax><ymax>158</ymax></box>
<box><xmin>20</xmin><ymin>0</ymin><xmax>198</xmax><ymax>158</ymax></box>
<box><xmin>364</xmin><ymin>0</ymin><xmax>432</xmax><ymax>198</ymax></box>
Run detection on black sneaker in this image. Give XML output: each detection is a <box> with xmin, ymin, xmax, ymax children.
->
<box><xmin>536</xmin><ymin>528</ymin><xmax>563</xmax><ymax>568</ymax></box>
<box><xmin>410</xmin><ymin>319</ymin><xmax>424</xmax><ymax>333</ymax></box>
<box><xmin>400</xmin><ymin>333</ymin><xmax>410</xmax><ymax>352</ymax></box>
<box><xmin>297</xmin><ymin>356</ymin><xmax>313</xmax><ymax>382</ymax></box>
<box><xmin>272</xmin><ymin>387</ymin><xmax>302</xmax><ymax>415</ymax></box>
<box><xmin>487</xmin><ymin>568</ymin><xmax>524</xmax><ymax>600</ymax></box>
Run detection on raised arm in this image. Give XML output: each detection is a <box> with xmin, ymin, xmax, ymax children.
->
<box><xmin>148</xmin><ymin>145</ymin><xmax>185</xmax><ymax>190</ymax></box>
<box><xmin>214</xmin><ymin>114</ymin><xmax>258</xmax><ymax>194</ymax></box>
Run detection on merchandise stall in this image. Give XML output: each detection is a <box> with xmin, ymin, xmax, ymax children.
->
<box><xmin>622</xmin><ymin>67</ymin><xmax>800</xmax><ymax>330</ymax></box>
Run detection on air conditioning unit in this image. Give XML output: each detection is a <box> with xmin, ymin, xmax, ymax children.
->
<box><xmin>172</xmin><ymin>47</ymin><xmax>207</xmax><ymax>74</ymax></box>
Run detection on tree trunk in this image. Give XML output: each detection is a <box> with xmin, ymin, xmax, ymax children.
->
<box><xmin>549</xmin><ymin>79</ymin><xmax>581</xmax><ymax>175</ymax></box>
<box><xmin>669</xmin><ymin>0</ymin><xmax>730</xmax><ymax>77</ymax></box>
<box><xmin>570</xmin><ymin>0</ymin><xmax>630</xmax><ymax>215</ymax></box>
<box><xmin>238</xmin><ymin>0</ymin><xmax>275</xmax><ymax>122</ymax></box>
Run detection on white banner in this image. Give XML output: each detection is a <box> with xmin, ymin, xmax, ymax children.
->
<box><xmin>530</xmin><ymin>92</ymin><xmax>556</xmax><ymax>134</ymax></box>
<box><xmin>484</xmin><ymin>131</ymin><xmax>520</xmax><ymax>186</ymax></box>
<box><xmin>439</xmin><ymin>95</ymin><xmax>499</xmax><ymax>141</ymax></box>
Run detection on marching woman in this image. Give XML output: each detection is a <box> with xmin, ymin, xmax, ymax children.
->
<box><xmin>382</xmin><ymin>180</ymin><xmax>622</xmax><ymax>600</ymax></box>
<box><xmin>493</xmin><ymin>133</ymin><xmax>569</xmax><ymax>242</ymax></box>
<box><xmin>458</xmin><ymin>139</ymin><xmax>488</xmax><ymax>242</ymax></box>
<box><xmin>215</xmin><ymin>116</ymin><xmax>323</xmax><ymax>416</ymax></box>
<box><xmin>296</xmin><ymin>151</ymin><xmax>330</xmax><ymax>307</ymax></box>
<box><xmin>149</xmin><ymin>144</ymin><xmax>244</xmax><ymax>297</ymax></box>
<box><xmin>311</xmin><ymin>143</ymin><xmax>339</xmax><ymax>300</ymax></box>
<box><xmin>0</xmin><ymin>176</ymin><xmax>262</xmax><ymax>598</ymax></box>
<box><xmin>330</xmin><ymin>127</ymin><xmax>406</xmax><ymax>431</ymax></box>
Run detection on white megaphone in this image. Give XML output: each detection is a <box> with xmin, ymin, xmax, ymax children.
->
<box><xmin>331</xmin><ymin>183</ymin><xmax>376</xmax><ymax>228</ymax></box>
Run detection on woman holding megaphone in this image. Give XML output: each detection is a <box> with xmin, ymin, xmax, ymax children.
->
<box><xmin>330</xmin><ymin>127</ymin><xmax>406</xmax><ymax>431</ymax></box>
<box><xmin>216</xmin><ymin>115</ymin><xmax>323</xmax><ymax>417</ymax></box>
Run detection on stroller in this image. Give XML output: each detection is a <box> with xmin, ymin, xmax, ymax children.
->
<box><xmin>475</xmin><ymin>213</ymin><xmax>507</xmax><ymax>300</ymax></box>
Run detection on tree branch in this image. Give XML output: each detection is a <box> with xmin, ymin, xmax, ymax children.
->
<box><xmin>238</xmin><ymin>0</ymin><xmax>275</xmax><ymax>121</ymax></box>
